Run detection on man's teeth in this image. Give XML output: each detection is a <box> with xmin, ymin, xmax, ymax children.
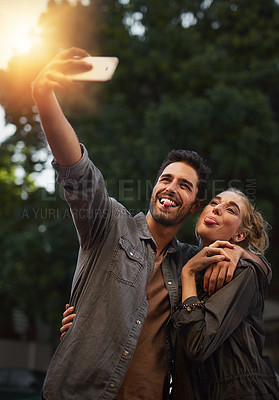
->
<box><xmin>160</xmin><ymin>198</ymin><xmax>177</xmax><ymax>207</ymax></box>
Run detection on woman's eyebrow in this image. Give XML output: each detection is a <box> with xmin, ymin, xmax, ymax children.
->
<box><xmin>227</xmin><ymin>201</ymin><xmax>241</xmax><ymax>213</ymax></box>
<box><xmin>213</xmin><ymin>196</ymin><xmax>240</xmax><ymax>212</ymax></box>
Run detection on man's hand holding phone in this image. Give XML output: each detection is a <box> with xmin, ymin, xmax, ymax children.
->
<box><xmin>32</xmin><ymin>47</ymin><xmax>119</xmax><ymax>98</ymax></box>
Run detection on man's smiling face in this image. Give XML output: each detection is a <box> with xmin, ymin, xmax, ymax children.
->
<box><xmin>149</xmin><ymin>162</ymin><xmax>200</xmax><ymax>227</ymax></box>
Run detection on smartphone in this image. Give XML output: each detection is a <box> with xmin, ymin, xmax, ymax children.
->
<box><xmin>68</xmin><ymin>57</ymin><xmax>119</xmax><ymax>82</ymax></box>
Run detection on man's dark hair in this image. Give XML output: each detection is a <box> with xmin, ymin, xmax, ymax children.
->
<box><xmin>155</xmin><ymin>149</ymin><xmax>211</xmax><ymax>201</ymax></box>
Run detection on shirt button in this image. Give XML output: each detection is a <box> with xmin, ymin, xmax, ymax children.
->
<box><xmin>136</xmin><ymin>320</ymin><xmax>141</xmax><ymax>325</ymax></box>
<box><xmin>168</xmin><ymin>281</ymin><xmax>172</xmax><ymax>285</ymax></box>
<box><xmin>124</xmin><ymin>350</ymin><xmax>129</xmax><ymax>356</ymax></box>
<box><xmin>109</xmin><ymin>383</ymin><xmax>115</xmax><ymax>388</ymax></box>
<box><xmin>129</xmin><ymin>252</ymin><xmax>133</xmax><ymax>256</ymax></box>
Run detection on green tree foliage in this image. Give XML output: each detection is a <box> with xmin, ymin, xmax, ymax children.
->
<box><xmin>1</xmin><ymin>0</ymin><xmax>279</xmax><ymax>336</ymax></box>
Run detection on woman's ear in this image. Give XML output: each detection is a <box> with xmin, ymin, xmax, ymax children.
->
<box><xmin>231</xmin><ymin>231</ymin><xmax>246</xmax><ymax>243</ymax></box>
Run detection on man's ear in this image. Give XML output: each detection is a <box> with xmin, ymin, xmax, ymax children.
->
<box><xmin>231</xmin><ymin>231</ymin><xmax>246</xmax><ymax>243</ymax></box>
<box><xmin>190</xmin><ymin>200</ymin><xmax>203</xmax><ymax>214</ymax></box>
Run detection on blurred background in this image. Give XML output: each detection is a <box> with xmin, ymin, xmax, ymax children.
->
<box><xmin>0</xmin><ymin>0</ymin><xmax>279</xmax><ymax>397</ymax></box>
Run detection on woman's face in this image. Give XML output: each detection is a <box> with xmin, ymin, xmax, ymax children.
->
<box><xmin>196</xmin><ymin>191</ymin><xmax>246</xmax><ymax>246</ymax></box>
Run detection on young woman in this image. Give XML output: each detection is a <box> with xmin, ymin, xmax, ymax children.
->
<box><xmin>60</xmin><ymin>188</ymin><xmax>279</xmax><ymax>399</ymax></box>
<box><xmin>171</xmin><ymin>188</ymin><xmax>279</xmax><ymax>399</ymax></box>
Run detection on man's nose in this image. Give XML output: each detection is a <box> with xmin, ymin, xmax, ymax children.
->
<box><xmin>166</xmin><ymin>181</ymin><xmax>177</xmax><ymax>192</ymax></box>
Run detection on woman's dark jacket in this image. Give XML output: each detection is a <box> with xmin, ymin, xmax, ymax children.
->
<box><xmin>171</xmin><ymin>258</ymin><xmax>279</xmax><ymax>399</ymax></box>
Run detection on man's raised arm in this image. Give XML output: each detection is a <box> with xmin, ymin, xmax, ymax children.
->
<box><xmin>32</xmin><ymin>48</ymin><xmax>92</xmax><ymax>166</ymax></box>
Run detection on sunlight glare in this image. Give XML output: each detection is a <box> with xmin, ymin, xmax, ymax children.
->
<box><xmin>8</xmin><ymin>19</ymin><xmax>41</xmax><ymax>56</ymax></box>
<box><xmin>0</xmin><ymin>0</ymin><xmax>47</xmax><ymax>69</ymax></box>
<box><xmin>0</xmin><ymin>106</ymin><xmax>16</xmax><ymax>144</ymax></box>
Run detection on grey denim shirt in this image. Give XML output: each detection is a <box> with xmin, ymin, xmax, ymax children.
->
<box><xmin>42</xmin><ymin>146</ymin><xmax>198</xmax><ymax>400</ymax></box>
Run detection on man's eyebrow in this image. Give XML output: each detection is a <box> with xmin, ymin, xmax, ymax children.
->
<box><xmin>159</xmin><ymin>173</ymin><xmax>172</xmax><ymax>181</ymax></box>
<box><xmin>180</xmin><ymin>178</ymin><xmax>194</xmax><ymax>189</ymax></box>
<box><xmin>213</xmin><ymin>196</ymin><xmax>240</xmax><ymax>212</ymax></box>
<box><xmin>160</xmin><ymin>173</ymin><xmax>194</xmax><ymax>189</ymax></box>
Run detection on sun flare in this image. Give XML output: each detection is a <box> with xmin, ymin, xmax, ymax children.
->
<box><xmin>0</xmin><ymin>1</ymin><xmax>46</xmax><ymax>69</ymax></box>
<box><xmin>8</xmin><ymin>22</ymin><xmax>40</xmax><ymax>56</ymax></box>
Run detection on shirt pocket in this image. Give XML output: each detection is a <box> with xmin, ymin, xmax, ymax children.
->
<box><xmin>107</xmin><ymin>236</ymin><xmax>144</xmax><ymax>286</ymax></box>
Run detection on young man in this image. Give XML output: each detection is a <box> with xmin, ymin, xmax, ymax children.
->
<box><xmin>32</xmin><ymin>48</ymin><xmax>264</xmax><ymax>400</ymax></box>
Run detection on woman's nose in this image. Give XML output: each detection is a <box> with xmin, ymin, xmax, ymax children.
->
<box><xmin>213</xmin><ymin>204</ymin><xmax>222</xmax><ymax>215</ymax></box>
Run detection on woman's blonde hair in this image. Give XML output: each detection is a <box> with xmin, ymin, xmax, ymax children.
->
<box><xmin>224</xmin><ymin>188</ymin><xmax>270</xmax><ymax>255</ymax></box>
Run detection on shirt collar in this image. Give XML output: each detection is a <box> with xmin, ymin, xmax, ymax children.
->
<box><xmin>134</xmin><ymin>212</ymin><xmax>179</xmax><ymax>253</ymax></box>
